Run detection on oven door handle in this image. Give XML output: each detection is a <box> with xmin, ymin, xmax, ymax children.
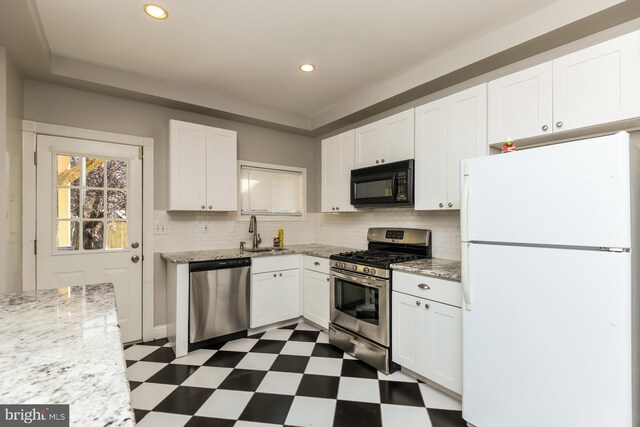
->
<box><xmin>331</xmin><ymin>270</ymin><xmax>387</xmax><ymax>288</ymax></box>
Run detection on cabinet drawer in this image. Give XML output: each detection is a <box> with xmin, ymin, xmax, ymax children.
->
<box><xmin>303</xmin><ymin>256</ymin><xmax>330</xmax><ymax>274</ymax></box>
<box><xmin>392</xmin><ymin>271</ymin><xmax>462</xmax><ymax>308</ymax></box>
<box><xmin>252</xmin><ymin>254</ymin><xmax>300</xmax><ymax>274</ymax></box>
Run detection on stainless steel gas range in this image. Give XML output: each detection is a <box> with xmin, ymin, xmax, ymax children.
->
<box><xmin>329</xmin><ymin>227</ymin><xmax>432</xmax><ymax>374</ymax></box>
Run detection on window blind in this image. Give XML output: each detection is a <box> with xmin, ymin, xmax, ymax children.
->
<box><xmin>240</xmin><ymin>165</ymin><xmax>303</xmax><ymax>216</ymax></box>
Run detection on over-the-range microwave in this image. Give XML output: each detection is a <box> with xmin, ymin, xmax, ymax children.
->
<box><xmin>350</xmin><ymin>159</ymin><xmax>414</xmax><ymax>207</ymax></box>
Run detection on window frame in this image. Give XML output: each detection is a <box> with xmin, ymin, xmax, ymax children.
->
<box><xmin>236</xmin><ymin>160</ymin><xmax>307</xmax><ymax>222</ymax></box>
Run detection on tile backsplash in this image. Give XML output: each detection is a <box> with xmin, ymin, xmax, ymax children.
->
<box><xmin>154</xmin><ymin>209</ymin><xmax>461</xmax><ymax>260</ymax></box>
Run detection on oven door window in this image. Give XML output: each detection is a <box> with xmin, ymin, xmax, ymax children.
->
<box><xmin>334</xmin><ymin>277</ymin><xmax>380</xmax><ymax>325</ymax></box>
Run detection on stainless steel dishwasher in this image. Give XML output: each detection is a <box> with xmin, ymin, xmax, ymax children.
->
<box><xmin>189</xmin><ymin>258</ymin><xmax>251</xmax><ymax>347</ymax></box>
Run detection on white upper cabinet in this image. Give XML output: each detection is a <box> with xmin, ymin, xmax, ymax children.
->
<box><xmin>488</xmin><ymin>63</ymin><xmax>553</xmax><ymax>144</ymax></box>
<box><xmin>354</xmin><ymin>109</ymin><xmax>414</xmax><ymax>169</ymax></box>
<box><xmin>415</xmin><ymin>84</ymin><xmax>487</xmax><ymax>210</ymax></box>
<box><xmin>168</xmin><ymin>119</ymin><xmax>238</xmax><ymax>211</ymax></box>
<box><xmin>321</xmin><ymin>130</ymin><xmax>355</xmax><ymax>212</ymax></box>
<box><xmin>553</xmin><ymin>31</ymin><xmax>640</xmax><ymax>132</ymax></box>
<box><xmin>489</xmin><ymin>31</ymin><xmax>640</xmax><ymax>145</ymax></box>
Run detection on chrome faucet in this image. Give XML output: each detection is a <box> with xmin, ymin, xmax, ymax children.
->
<box><xmin>248</xmin><ymin>215</ymin><xmax>262</xmax><ymax>249</ymax></box>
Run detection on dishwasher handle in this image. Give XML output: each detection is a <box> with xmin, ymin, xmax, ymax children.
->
<box><xmin>189</xmin><ymin>257</ymin><xmax>251</xmax><ymax>272</ymax></box>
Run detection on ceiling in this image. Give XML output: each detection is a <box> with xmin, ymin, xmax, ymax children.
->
<box><xmin>0</xmin><ymin>0</ymin><xmax>635</xmax><ymax>134</ymax></box>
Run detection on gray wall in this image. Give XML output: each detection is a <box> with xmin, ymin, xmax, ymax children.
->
<box><xmin>23</xmin><ymin>80</ymin><xmax>318</xmax><ymax>212</ymax></box>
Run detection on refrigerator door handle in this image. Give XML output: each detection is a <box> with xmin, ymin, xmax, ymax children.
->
<box><xmin>460</xmin><ymin>161</ymin><xmax>470</xmax><ymax>242</ymax></box>
<box><xmin>461</xmin><ymin>242</ymin><xmax>472</xmax><ymax>310</ymax></box>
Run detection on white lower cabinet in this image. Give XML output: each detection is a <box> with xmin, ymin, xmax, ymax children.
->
<box><xmin>303</xmin><ymin>269</ymin><xmax>330</xmax><ymax>329</ymax></box>
<box><xmin>250</xmin><ymin>256</ymin><xmax>301</xmax><ymax>328</ymax></box>
<box><xmin>392</xmin><ymin>273</ymin><xmax>462</xmax><ymax>394</ymax></box>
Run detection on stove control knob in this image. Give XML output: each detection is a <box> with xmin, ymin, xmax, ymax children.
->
<box><xmin>340</xmin><ymin>262</ymin><xmax>346</xmax><ymax>268</ymax></box>
<box><xmin>352</xmin><ymin>265</ymin><xmax>357</xmax><ymax>271</ymax></box>
<box><xmin>363</xmin><ymin>267</ymin><xmax>370</xmax><ymax>274</ymax></box>
<box><xmin>370</xmin><ymin>268</ymin><xmax>376</xmax><ymax>275</ymax></box>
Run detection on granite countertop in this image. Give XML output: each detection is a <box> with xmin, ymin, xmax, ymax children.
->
<box><xmin>0</xmin><ymin>283</ymin><xmax>134</xmax><ymax>426</ymax></box>
<box><xmin>162</xmin><ymin>243</ymin><xmax>359</xmax><ymax>263</ymax></box>
<box><xmin>391</xmin><ymin>258</ymin><xmax>462</xmax><ymax>282</ymax></box>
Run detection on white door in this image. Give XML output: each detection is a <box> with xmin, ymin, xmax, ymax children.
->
<box><xmin>462</xmin><ymin>243</ymin><xmax>632</xmax><ymax>427</ymax></box>
<box><xmin>381</xmin><ymin>109</ymin><xmax>414</xmax><ymax>164</ymax></box>
<box><xmin>336</xmin><ymin>130</ymin><xmax>355</xmax><ymax>211</ymax></box>
<box><xmin>445</xmin><ymin>84</ymin><xmax>487</xmax><ymax>209</ymax></box>
<box><xmin>354</xmin><ymin>124</ymin><xmax>384</xmax><ymax>169</ymax></box>
<box><xmin>424</xmin><ymin>300</ymin><xmax>462</xmax><ymax>394</ymax></box>
<box><xmin>487</xmin><ymin>62</ymin><xmax>553</xmax><ymax>144</ymax></box>
<box><xmin>36</xmin><ymin>135</ymin><xmax>143</xmax><ymax>343</ymax></box>
<box><xmin>414</xmin><ymin>98</ymin><xmax>447</xmax><ymax>210</ymax></box>
<box><xmin>391</xmin><ymin>291</ymin><xmax>422</xmax><ymax>372</ymax></box>
<box><xmin>168</xmin><ymin>120</ymin><xmax>207</xmax><ymax>211</ymax></box>
<box><xmin>463</xmin><ymin>132</ymin><xmax>631</xmax><ymax>248</ymax></box>
<box><xmin>553</xmin><ymin>31</ymin><xmax>640</xmax><ymax>132</ymax></box>
<box><xmin>303</xmin><ymin>269</ymin><xmax>330</xmax><ymax>329</ymax></box>
<box><xmin>321</xmin><ymin>135</ymin><xmax>341</xmax><ymax>212</ymax></box>
<box><xmin>206</xmin><ymin>127</ymin><xmax>238</xmax><ymax>211</ymax></box>
<box><xmin>279</xmin><ymin>269</ymin><xmax>301</xmax><ymax>320</ymax></box>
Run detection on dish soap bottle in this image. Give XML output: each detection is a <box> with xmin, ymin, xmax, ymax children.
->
<box><xmin>278</xmin><ymin>228</ymin><xmax>284</xmax><ymax>248</ymax></box>
<box><xmin>502</xmin><ymin>137</ymin><xmax>517</xmax><ymax>153</ymax></box>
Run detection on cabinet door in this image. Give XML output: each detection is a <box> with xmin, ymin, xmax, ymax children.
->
<box><xmin>423</xmin><ymin>300</ymin><xmax>462</xmax><ymax>394</ymax></box>
<box><xmin>168</xmin><ymin>120</ymin><xmax>207</xmax><ymax>210</ymax></box>
<box><xmin>487</xmin><ymin>62</ymin><xmax>553</xmax><ymax>145</ymax></box>
<box><xmin>354</xmin><ymin>122</ymin><xmax>384</xmax><ymax>169</ymax></box>
<box><xmin>321</xmin><ymin>135</ymin><xmax>341</xmax><ymax>212</ymax></box>
<box><xmin>381</xmin><ymin>109</ymin><xmax>414</xmax><ymax>164</ymax></box>
<box><xmin>206</xmin><ymin>128</ymin><xmax>238</xmax><ymax>211</ymax></box>
<box><xmin>414</xmin><ymin>99</ymin><xmax>447</xmax><ymax>210</ymax></box>
<box><xmin>279</xmin><ymin>269</ymin><xmax>301</xmax><ymax>321</ymax></box>
<box><xmin>445</xmin><ymin>84</ymin><xmax>487</xmax><ymax>209</ymax></box>
<box><xmin>250</xmin><ymin>272</ymin><xmax>280</xmax><ymax>328</ymax></box>
<box><xmin>553</xmin><ymin>31</ymin><xmax>640</xmax><ymax>132</ymax></box>
<box><xmin>337</xmin><ymin>130</ymin><xmax>355</xmax><ymax>211</ymax></box>
<box><xmin>303</xmin><ymin>269</ymin><xmax>330</xmax><ymax>329</ymax></box>
<box><xmin>391</xmin><ymin>291</ymin><xmax>422</xmax><ymax>373</ymax></box>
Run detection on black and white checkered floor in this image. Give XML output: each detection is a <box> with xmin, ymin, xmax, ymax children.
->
<box><xmin>124</xmin><ymin>321</ymin><xmax>465</xmax><ymax>427</ymax></box>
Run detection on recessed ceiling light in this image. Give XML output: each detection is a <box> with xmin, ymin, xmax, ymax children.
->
<box><xmin>299</xmin><ymin>64</ymin><xmax>316</xmax><ymax>73</ymax></box>
<box><xmin>144</xmin><ymin>4</ymin><xmax>168</xmax><ymax>20</ymax></box>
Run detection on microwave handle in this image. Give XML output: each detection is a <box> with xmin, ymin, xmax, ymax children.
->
<box><xmin>391</xmin><ymin>173</ymin><xmax>397</xmax><ymax>200</ymax></box>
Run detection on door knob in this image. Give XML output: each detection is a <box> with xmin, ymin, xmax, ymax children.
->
<box><xmin>542</xmin><ymin>124</ymin><xmax>549</xmax><ymax>131</ymax></box>
<box><xmin>201</xmin><ymin>205</ymin><xmax>205</xmax><ymax>209</ymax></box>
<box><xmin>448</xmin><ymin>203</ymin><xmax>453</xmax><ymax>207</ymax></box>
<box><xmin>131</xmin><ymin>255</ymin><xmax>140</xmax><ymax>263</ymax></box>
<box><xmin>376</xmin><ymin>160</ymin><xmax>380</xmax><ymax>164</ymax></box>
<box><xmin>556</xmin><ymin>121</ymin><xmax>563</xmax><ymax>128</ymax></box>
<box><xmin>131</xmin><ymin>242</ymin><xmax>139</xmax><ymax>249</ymax></box>
<box><xmin>209</xmin><ymin>205</ymin><xmax>213</xmax><ymax>210</ymax></box>
<box><xmin>326</xmin><ymin>277</ymin><xmax>330</xmax><ymax>282</ymax></box>
<box><xmin>381</xmin><ymin>159</ymin><xmax>385</xmax><ymax>163</ymax></box>
<box><xmin>279</xmin><ymin>273</ymin><xmax>282</xmax><ymax>277</ymax></box>
<box><xmin>439</xmin><ymin>203</ymin><xmax>444</xmax><ymax>208</ymax></box>
<box><xmin>425</xmin><ymin>303</ymin><xmax>430</xmax><ymax>309</ymax></box>
<box><xmin>416</xmin><ymin>300</ymin><xmax>421</xmax><ymax>306</ymax></box>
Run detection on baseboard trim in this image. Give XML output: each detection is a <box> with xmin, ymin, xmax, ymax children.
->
<box><xmin>153</xmin><ymin>324</ymin><xmax>167</xmax><ymax>340</ymax></box>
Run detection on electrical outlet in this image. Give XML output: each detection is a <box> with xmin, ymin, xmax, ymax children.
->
<box><xmin>154</xmin><ymin>222</ymin><xmax>167</xmax><ymax>235</ymax></box>
<box><xmin>203</xmin><ymin>223</ymin><xmax>210</xmax><ymax>233</ymax></box>
<box><xmin>456</xmin><ymin>224</ymin><xmax>461</xmax><ymax>236</ymax></box>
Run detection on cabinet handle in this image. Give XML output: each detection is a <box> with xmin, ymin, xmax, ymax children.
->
<box><xmin>336</xmin><ymin>207</ymin><xmax>340</xmax><ymax>211</ymax></box>
<box><xmin>332</xmin><ymin>207</ymin><xmax>335</xmax><ymax>211</ymax></box>
<box><xmin>381</xmin><ymin>158</ymin><xmax>385</xmax><ymax>163</ymax></box>
<box><xmin>556</xmin><ymin>121</ymin><xmax>563</xmax><ymax>128</ymax></box>
<box><xmin>418</xmin><ymin>283</ymin><xmax>430</xmax><ymax>290</ymax></box>
<box><xmin>439</xmin><ymin>203</ymin><xmax>444</xmax><ymax>208</ymax></box>
<box><xmin>209</xmin><ymin>205</ymin><xmax>213</xmax><ymax>210</ymax></box>
<box><xmin>201</xmin><ymin>205</ymin><xmax>205</xmax><ymax>209</ymax></box>
<box><xmin>326</xmin><ymin>277</ymin><xmax>330</xmax><ymax>282</ymax></box>
<box><xmin>273</xmin><ymin>273</ymin><xmax>277</xmax><ymax>277</ymax></box>
<box><xmin>376</xmin><ymin>160</ymin><xmax>380</xmax><ymax>164</ymax></box>
<box><xmin>542</xmin><ymin>124</ymin><xmax>549</xmax><ymax>131</ymax></box>
<box><xmin>279</xmin><ymin>273</ymin><xmax>282</xmax><ymax>277</ymax></box>
<box><xmin>314</xmin><ymin>261</ymin><xmax>320</xmax><ymax>266</ymax></box>
<box><xmin>416</xmin><ymin>300</ymin><xmax>421</xmax><ymax>306</ymax></box>
<box><xmin>425</xmin><ymin>303</ymin><xmax>430</xmax><ymax>310</ymax></box>
<box><xmin>448</xmin><ymin>202</ymin><xmax>452</xmax><ymax>208</ymax></box>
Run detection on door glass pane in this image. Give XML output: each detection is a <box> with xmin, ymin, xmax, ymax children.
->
<box><xmin>107</xmin><ymin>160</ymin><xmax>127</xmax><ymax>189</ymax></box>
<box><xmin>57</xmin><ymin>188</ymin><xmax>79</xmax><ymax>219</ymax></box>
<box><xmin>107</xmin><ymin>221</ymin><xmax>127</xmax><ymax>249</ymax></box>
<box><xmin>83</xmin><ymin>190</ymin><xmax>104</xmax><ymax>218</ymax></box>
<box><xmin>56</xmin><ymin>155</ymin><xmax>81</xmax><ymax>186</ymax></box>
<box><xmin>85</xmin><ymin>158</ymin><xmax>105</xmax><ymax>187</ymax></box>
<box><xmin>334</xmin><ymin>278</ymin><xmax>380</xmax><ymax>325</ymax></box>
<box><xmin>83</xmin><ymin>221</ymin><xmax>104</xmax><ymax>250</ymax></box>
<box><xmin>354</xmin><ymin>179</ymin><xmax>393</xmax><ymax>199</ymax></box>
<box><xmin>107</xmin><ymin>190</ymin><xmax>127</xmax><ymax>219</ymax></box>
<box><xmin>57</xmin><ymin>221</ymin><xmax>79</xmax><ymax>251</ymax></box>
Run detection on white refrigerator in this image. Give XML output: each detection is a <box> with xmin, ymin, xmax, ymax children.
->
<box><xmin>460</xmin><ymin>132</ymin><xmax>638</xmax><ymax>427</ymax></box>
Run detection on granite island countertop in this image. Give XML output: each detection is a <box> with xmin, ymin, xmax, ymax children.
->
<box><xmin>391</xmin><ymin>258</ymin><xmax>462</xmax><ymax>282</ymax></box>
<box><xmin>162</xmin><ymin>243</ymin><xmax>359</xmax><ymax>263</ymax></box>
<box><xmin>0</xmin><ymin>283</ymin><xmax>134</xmax><ymax>426</ymax></box>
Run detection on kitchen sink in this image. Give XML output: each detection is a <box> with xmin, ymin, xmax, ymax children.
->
<box><xmin>242</xmin><ymin>247</ymin><xmax>288</xmax><ymax>253</ymax></box>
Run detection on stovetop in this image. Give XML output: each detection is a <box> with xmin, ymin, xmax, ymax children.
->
<box><xmin>330</xmin><ymin>250</ymin><xmax>425</xmax><ymax>269</ymax></box>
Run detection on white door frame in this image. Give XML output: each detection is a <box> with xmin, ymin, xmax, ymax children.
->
<box><xmin>22</xmin><ymin>120</ymin><xmax>155</xmax><ymax>342</ymax></box>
